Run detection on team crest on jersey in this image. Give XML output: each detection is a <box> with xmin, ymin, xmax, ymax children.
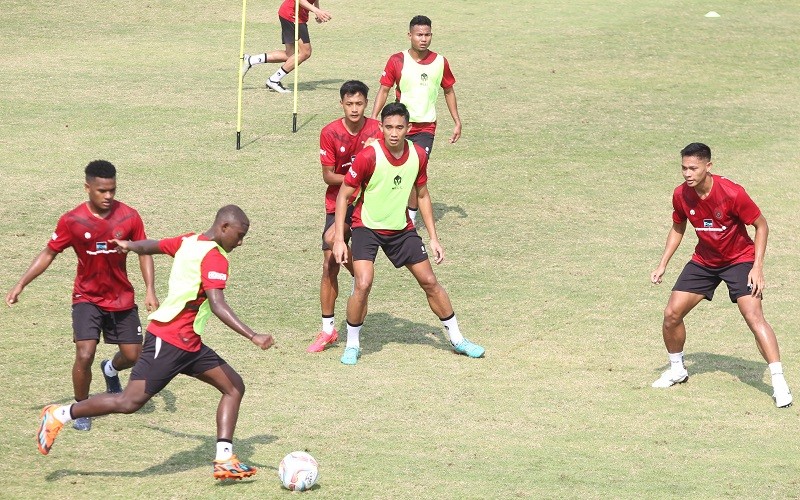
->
<box><xmin>703</xmin><ymin>219</ymin><xmax>713</xmax><ymax>228</ymax></box>
<box><xmin>114</xmin><ymin>229</ymin><xmax>123</xmax><ymax>238</ymax></box>
<box><xmin>689</xmin><ymin>209</ymin><xmax>695</xmax><ymax>216</ymax></box>
<box><xmin>392</xmin><ymin>175</ymin><xmax>402</xmax><ymax>189</ymax></box>
<box><xmin>714</xmin><ymin>210</ymin><xmax>723</xmax><ymax>219</ymax></box>
<box><xmin>420</xmin><ymin>73</ymin><xmax>429</xmax><ymax>86</ymax></box>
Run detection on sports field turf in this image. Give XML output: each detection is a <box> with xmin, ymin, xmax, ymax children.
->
<box><xmin>2</xmin><ymin>0</ymin><xmax>800</xmax><ymax>497</ymax></box>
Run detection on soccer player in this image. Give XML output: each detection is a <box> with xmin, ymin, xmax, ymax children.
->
<box><xmin>650</xmin><ymin>143</ymin><xmax>792</xmax><ymax>408</ymax></box>
<box><xmin>241</xmin><ymin>0</ymin><xmax>332</xmax><ymax>93</ymax></box>
<box><xmin>36</xmin><ymin>205</ymin><xmax>276</xmax><ymax>480</ymax></box>
<box><xmin>6</xmin><ymin>160</ymin><xmax>158</xmax><ymax>432</ymax></box>
<box><xmin>307</xmin><ymin>80</ymin><xmax>382</xmax><ymax>353</ymax></box>
<box><xmin>331</xmin><ymin>102</ymin><xmax>484</xmax><ymax>366</ymax></box>
<box><xmin>370</xmin><ymin>15</ymin><xmax>462</xmax><ymax>224</ymax></box>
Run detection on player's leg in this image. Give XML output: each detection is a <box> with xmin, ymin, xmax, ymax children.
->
<box><xmin>101</xmin><ymin>306</ymin><xmax>144</xmax><ymax>394</ymax></box>
<box><xmin>309</xmin><ymin>215</ymin><xmax>345</xmax><ymax>352</ymax></box>
<box><xmin>341</xmin><ymin>228</ymin><xmax>378</xmax><ymax>365</ymax></box>
<box><xmin>70</xmin><ymin>302</ymin><xmax>105</xmax><ymax>430</ymax></box>
<box><xmin>406</xmin><ymin>133</ymin><xmax>435</xmax><ymax>224</ymax></box>
<box><xmin>266</xmin><ymin>20</ymin><xmax>310</xmax><ymax>93</ymax></box>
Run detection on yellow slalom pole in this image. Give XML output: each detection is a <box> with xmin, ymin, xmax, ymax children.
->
<box><xmin>236</xmin><ymin>0</ymin><xmax>248</xmax><ymax>149</ymax></box>
<box><xmin>292</xmin><ymin>0</ymin><xmax>299</xmax><ymax>132</ymax></box>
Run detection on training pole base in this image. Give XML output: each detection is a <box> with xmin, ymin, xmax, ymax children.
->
<box><xmin>293</xmin><ymin>113</ymin><xmax>297</xmax><ymax>133</ymax></box>
<box><xmin>236</xmin><ymin>131</ymin><xmax>241</xmax><ymax>150</ymax></box>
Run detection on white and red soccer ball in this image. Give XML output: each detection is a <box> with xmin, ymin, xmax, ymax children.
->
<box><xmin>278</xmin><ymin>451</ymin><xmax>318</xmax><ymax>491</ymax></box>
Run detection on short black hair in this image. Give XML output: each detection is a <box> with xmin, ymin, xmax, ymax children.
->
<box><xmin>680</xmin><ymin>143</ymin><xmax>712</xmax><ymax>162</ymax></box>
<box><xmin>85</xmin><ymin>160</ymin><xmax>116</xmax><ymax>181</ymax></box>
<box><xmin>340</xmin><ymin>80</ymin><xmax>369</xmax><ymax>100</ymax></box>
<box><xmin>381</xmin><ymin>102</ymin><xmax>410</xmax><ymax>123</ymax></box>
<box><xmin>410</xmin><ymin>15</ymin><xmax>432</xmax><ymax>30</ymax></box>
<box><xmin>215</xmin><ymin>204</ymin><xmax>250</xmax><ymax>227</ymax></box>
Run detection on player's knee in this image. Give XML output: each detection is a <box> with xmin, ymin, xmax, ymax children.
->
<box><xmin>300</xmin><ymin>45</ymin><xmax>312</xmax><ymax>61</ymax></box>
<box><xmin>418</xmin><ymin>274</ymin><xmax>440</xmax><ymax>295</ymax></box>
<box><xmin>353</xmin><ymin>276</ymin><xmax>373</xmax><ymax>295</ymax></box>
<box><xmin>662</xmin><ymin>306</ymin><xmax>683</xmax><ymax>328</ymax></box>
<box><xmin>322</xmin><ymin>255</ymin><xmax>340</xmax><ymax>277</ymax></box>
<box><xmin>74</xmin><ymin>348</ymin><xmax>96</xmax><ymax>367</ymax></box>
<box><xmin>118</xmin><ymin>395</ymin><xmax>146</xmax><ymax>414</ymax></box>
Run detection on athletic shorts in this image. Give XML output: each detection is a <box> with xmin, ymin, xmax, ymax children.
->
<box><xmin>351</xmin><ymin>227</ymin><xmax>429</xmax><ymax>268</ymax></box>
<box><xmin>130</xmin><ymin>332</ymin><xmax>227</xmax><ymax>395</ymax></box>
<box><xmin>672</xmin><ymin>261</ymin><xmax>757</xmax><ymax>303</ymax></box>
<box><xmin>280</xmin><ymin>16</ymin><xmax>310</xmax><ymax>44</ymax></box>
<box><xmin>408</xmin><ymin>132</ymin><xmax>435</xmax><ymax>158</ymax></box>
<box><xmin>321</xmin><ymin>205</ymin><xmax>354</xmax><ymax>250</ymax></box>
<box><xmin>72</xmin><ymin>302</ymin><xmax>143</xmax><ymax>344</ymax></box>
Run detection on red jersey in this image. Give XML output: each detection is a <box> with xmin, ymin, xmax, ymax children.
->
<box><xmin>146</xmin><ymin>234</ymin><xmax>229</xmax><ymax>352</ymax></box>
<box><xmin>48</xmin><ymin>200</ymin><xmax>147</xmax><ymax>311</ymax></box>
<box><xmin>345</xmin><ymin>139</ymin><xmax>428</xmax><ymax>234</ymax></box>
<box><xmin>278</xmin><ymin>0</ymin><xmax>311</xmax><ymax>24</ymax></box>
<box><xmin>672</xmin><ymin>174</ymin><xmax>761</xmax><ymax>268</ymax></box>
<box><xmin>320</xmin><ymin>117</ymin><xmax>382</xmax><ymax>213</ymax></box>
<box><xmin>379</xmin><ymin>50</ymin><xmax>456</xmax><ymax>136</ymax></box>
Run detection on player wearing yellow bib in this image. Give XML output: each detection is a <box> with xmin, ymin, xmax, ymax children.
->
<box><xmin>332</xmin><ymin>102</ymin><xmax>484</xmax><ymax>365</ymax></box>
<box><xmin>371</xmin><ymin>15</ymin><xmax>462</xmax><ymax>225</ymax></box>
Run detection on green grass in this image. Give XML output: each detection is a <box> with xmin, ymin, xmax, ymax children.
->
<box><xmin>2</xmin><ymin>0</ymin><xmax>800</xmax><ymax>497</ymax></box>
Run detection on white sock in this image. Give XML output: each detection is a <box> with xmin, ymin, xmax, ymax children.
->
<box><xmin>346</xmin><ymin>321</ymin><xmax>362</xmax><ymax>349</ymax></box>
<box><xmin>249</xmin><ymin>53</ymin><xmax>266</xmax><ymax>65</ymax></box>
<box><xmin>104</xmin><ymin>360</ymin><xmax>118</xmax><ymax>377</ymax></box>
<box><xmin>270</xmin><ymin>67</ymin><xmax>288</xmax><ymax>82</ymax></box>
<box><xmin>322</xmin><ymin>315</ymin><xmax>335</xmax><ymax>335</ymax></box>
<box><xmin>407</xmin><ymin>207</ymin><xmax>418</xmax><ymax>226</ymax></box>
<box><xmin>216</xmin><ymin>440</ymin><xmax>233</xmax><ymax>461</ymax></box>
<box><xmin>668</xmin><ymin>352</ymin><xmax>685</xmax><ymax>372</ymax></box>
<box><xmin>441</xmin><ymin>313</ymin><xmax>464</xmax><ymax>346</ymax></box>
<box><xmin>55</xmin><ymin>404</ymin><xmax>73</xmax><ymax>424</ymax></box>
<box><xmin>769</xmin><ymin>362</ymin><xmax>788</xmax><ymax>386</ymax></box>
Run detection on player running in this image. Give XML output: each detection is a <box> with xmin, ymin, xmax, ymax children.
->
<box><xmin>36</xmin><ymin>205</ymin><xmax>276</xmax><ymax>480</ymax></box>
<box><xmin>650</xmin><ymin>143</ymin><xmax>792</xmax><ymax>408</ymax></box>
<box><xmin>331</xmin><ymin>102</ymin><xmax>484</xmax><ymax>365</ymax></box>
<box><xmin>307</xmin><ymin>80</ymin><xmax>382</xmax><ymax>353</ymax></box>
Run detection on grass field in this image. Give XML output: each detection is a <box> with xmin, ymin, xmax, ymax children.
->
<box><xmin>2</xmin><ymin>0</ymin><xmax>800</xmax><ymax>498</ymax></box>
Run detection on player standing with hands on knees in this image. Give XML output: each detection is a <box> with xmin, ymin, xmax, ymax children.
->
<box><xmin>6</xmin><ymin>160</ymin><xmax>158</xmax><ymax>432</ymax></box>
<box><xmin>650</xmin><ymin>143</ymin><xmax>792</xmax><ymax>408</ymax></box>
<box><xmin>36</xmin><ymin>205</ymin><xmax>276</xmax><ymax>480</ymax></box>
<box><xmin>332</xmin><ymin>102</ymin><xmax>484</xmax><ymax>366</ymax></box>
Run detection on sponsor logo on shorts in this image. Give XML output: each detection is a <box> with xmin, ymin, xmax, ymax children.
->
<box><xmin>421</xmin><ymin>245</ymin><xmax>427</xmax><ymax>255</ymax></box>
<box><xmin>208</xmin><ymin>271</ymin><xmax>227</xmax><ymax>281</ymax></box>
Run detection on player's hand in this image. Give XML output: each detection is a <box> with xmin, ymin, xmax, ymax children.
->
<box><xmin>748</xmin><ymin>267</ymin><xmax>765</xmax><ymax>297</ymax></box>
<box><xmin>449</xmin><ymin>123</ymin><xmax>462</xmax><ymax>144</ymax></box>
<box><xmin>251</xmin><ymin>333</ymin><xmax>275</xmax><ymax>350</ymax></box>
<box><xmin>430</xmin><ymin>238</ymin><xmax>444</xmax><ymax>264</ymax></box>
<box><xmin>315</xmin><ymin>9</ymin><xmax>331</xmax><ymax>22</ymax></box>
<box><xmin>145</xmin><ymin>290</ymin><xmax>160</xmax><ymax>313</ymax></box>
<box><xmin>650</xmin><ymin>266</ymin><xmax>666</xmax><ymax>284</ymax></box>
<box><xmin>109</xmin><ymin>239</ymin><xmax>131</xmax><ymax>253</ymax></box>
<box><xmin>5</xmin><ymin>284</ymin><xmax>23</xmax><ymax>307</ymax></box>
<box><xmin>332</xmin><ymin>240</ymin><xmax>348</xmax><ymax>265</ymax></box>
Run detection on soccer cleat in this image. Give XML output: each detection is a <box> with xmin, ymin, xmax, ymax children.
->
<box><xmin>36</xmin><ymin>404</ymin><xmax>64</xmax><ymax>455</ymax></box>
<box><xmin>72</xmin><ymin>416</ymin><xmax>92</xmax><ymax>431</ymax></box>
<box><xmin>340</xmin><ymin>346</ymin><xmax>361</xmax><ymax>365</ymax></box>
<box><xmin>213</xmin><ymin>455</ymin><xmax>257</xmax><ymax>480</ymax></box>
<box><xmin>307</xmin><ymin>329</ymin><xmax>338</xmax><ymax>353</ymax></box>
<box><xmin>651</xmin><ymin>368</ymin><xmax>689</xmax><ymax>388</ymax></box>
<box><xmin>773</xmin><ymin>383</ymin><xmax>793</xmax><ymax>408</ymax></box>
<box><xmin>241</xmin><ymin>53</ymin><xmax>252</xmax><ymax>79</ymax></box>
<box><xmin>453</xmin><ymin>338</ymin><xmax>485</xmax><ymax>358</ymax></box>
<box><xmin>100</xmin><ymin>359</ymin><xmax>123</xmax><ymax>394</ymax></box>
<box><xmin>266</xmin><ymin>79</ymin><xmax>291</xmax><ymax>94</ymax></box>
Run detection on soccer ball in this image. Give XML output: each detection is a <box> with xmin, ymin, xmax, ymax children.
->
<box><xmin>278</xmin><ymin>451</ymin><xmax>319</xmax><ymax>491</ymax></box>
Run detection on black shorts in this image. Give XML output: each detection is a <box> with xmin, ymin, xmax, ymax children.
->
<box><xmin>408</xmin><ymin>132</ymin><xmax>435</xmax><ymax>158</ymax></box>
<box><xmin>321</xmin><ymin>205</ymin><xmax>354</xmax><ymax>250</ymax></box>
<box><xmin>130</xmin><ymin>332</ymin><xmax>227</xmax><ymax>395</ymax></box>
<box><xmin>351</xmin><ymin>227</ymin><xmax>429</xmax><ymax>268</ymax></box>
<box><xmin>72</xmin><ymin>302</ymin><xmax>143</xmax><ymax>344</ymax></box>
<box><xmin>673</xmin><ymin>261</ymin><xmax>757</xmax><ymax>303</ymax></box>
<box><xmin>280</xmin><ymin>16</ymin><xmax>310</xmax><ymax>44</ymax></box>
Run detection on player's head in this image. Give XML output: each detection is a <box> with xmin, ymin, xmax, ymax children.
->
<box><xmin>212</xmin><ymin>205</ymin><xmax>250</xmax><ymax>253</ymax></box>
<box><xmin>408</xmin><ymin>15</ymin><xmax>432</xmax><ymax>52</ymax></box>
<box><xmin>84</xmin><ymin>160</ymin><xmax>117</xmax><ymax>215</ymax></box>
<box><xmin>340</xmin><ymin>80</ymin><xmax>369</xmax><ymax>125</ymax></box>
<box><xmin>380</xmin><ymin>102</ymin><xmax>410</xmax><ymax>148</ymax></box>
<box><xmin>680</xmin><ymin>143</ymin><xmax>713</xmax><ymax>187</ymax></box>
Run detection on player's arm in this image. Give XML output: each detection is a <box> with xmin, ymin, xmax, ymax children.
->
<box><xmin>332</xmin><ymin>183</ymin><xmax>357</xmax><ymax>264</ymax></box>
<box><xmin>371</xmin><ymin>85</ymin><xmax>392</xmax><ymax>120</ymax></box>
<box><xmin>138</xmin><ymin>254</ymin><xmax>159</xmax><ymax>312</ymax></box>
<box><xmin>303</xmin><ymin>0</ymin><xmax>331</xmax><ymax>22</ymax></box>
<box><xmin>416</xmin><ymin>183</ymin><xmax>444</xmax><ymax>264</ymax></box>
<box><xmin>6</xmin><ymin>246</ymin><xmax>58</xmax><ymax>306</ymax></box>
<box><xmin>651</xmin><ymin>221</ymin><xmax>686</xmax><ymax>284</ymax></box>
<box><xmin>206</xmin><ymin>288</ymin><xmax>275</xmax><ymax>350</ymax></box>
<box><xmin>110</xmin><ymin>239</ymin><xmax>165</xmax><ymax>255</ymax></box>
<box><xmin>748</xmin><ymin>214</ymin><xmax>769</xmax><ymax>296</ymax></box>
<box><xmin>322</xmin><ymin>165</ymin><xmax>345</xmax><ymax>186</ymax></box>
<box><xmin>443</xmin><ymin>86</ymin><xmax>462</xmax><ymax>144</ymax></box>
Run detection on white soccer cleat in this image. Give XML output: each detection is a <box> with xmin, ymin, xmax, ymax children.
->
<box><xmin>652</xmin><ymin>368</ymin><xmax>689</xmax><ymax>388</ymax></box>
<box><xmin>773</xmin><ymin>382</ymin><xmax>793</xmax><ymax>408</ymax></box>
<box><xmin>241</xmin><ymin>54</ymin><xmax>252</xmax><ymax>79</ymax></box>
<box><xmin>266</xmin><ymin>79</ymin><xmax>291</xmax><ymax>94</ymax></box>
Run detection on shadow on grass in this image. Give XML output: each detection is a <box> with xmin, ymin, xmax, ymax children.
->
<box><xmin>338</xmin><ymin>311</ymin><xmax>453</xmax><ymax>360</ymax></box>
<box><xmin>657</xmin><ymin>351</ymin><xmax>772</xmax><ymax>397</ymax></box>
<box><xmin>45</xmin><ymin>428</ymin><xmax>277</xmax><ymax>481</ymax></box>
<box><xmin>431</xmin><ymin>202</ymin><xmax>467</xmax><ymax>224</ymax></box>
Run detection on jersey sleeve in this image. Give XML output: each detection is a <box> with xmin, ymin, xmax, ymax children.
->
<box><xmin>345</xmin><ymin>147</ymin><xmax>376</xmax><ymax>189</ymax></box>
<box><xmin>735</xmin><ymin>187</ymin><xmax>761</xmax><ymax>225</ymax></box>
<box><xmin>47</xmin><ymin>214</ymin><xmax>73</xmax><ymax>253</ymax></box>
<box><xmin>414</xmin><ymin>144</ymin><xmax>429</xmax><ymax>186</ymax></box>
<box><xmin>130</xmin><ymin>211</ymin><xmax>147</xmax><ymax>240</ymax></box>
<box><xmin>671</xmin><ymin>189</ymin><xmax>687</xmax><ymax>224</ymax></box>
<box><xmin>200</xmin><ymin>249</ymin><xmax>229</xmax><ymax>290</ymax></box>
<box><xmin>441</xmin><ymin>57</ymin><xmax>456</xmax><ymax>89</ymax></box>
<box><xmin>379</xmin><ymin>53</ymin><xmax>403</xmax><ymax>88</ymax></box>
<box><xmin>319</xmin><ymin>125</ymin><xmax>337</xmax><ymax>167</ymax></box>
<box><xmin>157</xmin><ymin>233</ymin><xmax>194</xmax><ymax>257</ymax></box>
